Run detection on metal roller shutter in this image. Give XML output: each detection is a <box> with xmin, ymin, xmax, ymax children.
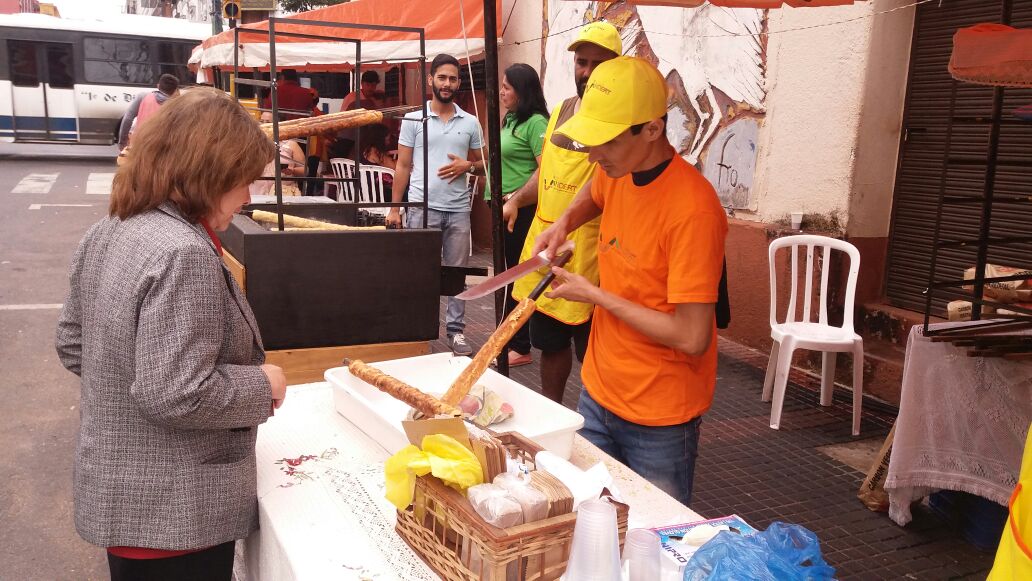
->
<box><xmin>885</xmin><ymin>0</ymin><xmax>1032</xmax><ymax>315</ymax></box>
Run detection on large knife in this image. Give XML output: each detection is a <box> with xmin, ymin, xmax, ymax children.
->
<box><xmin>456</xmin><ymin>241</ymin><xmax>574</xmax><ymax>300</ymax></box>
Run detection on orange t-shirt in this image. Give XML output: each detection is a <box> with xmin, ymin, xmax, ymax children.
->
<box><xmin>582</xmin><ymin>154</ymin><xmax>728</xmax><ymax>426</ymax></box>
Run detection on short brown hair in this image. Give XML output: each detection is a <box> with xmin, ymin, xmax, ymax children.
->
<box><xmin>111</xmin><ymin>87</ymin><xmax>274</xmax><ymax>223</ymax></box>
<box><xmin>157</xmin><ymin>73</ymin><xmax>179</xmax><ymax>95</ymax></box>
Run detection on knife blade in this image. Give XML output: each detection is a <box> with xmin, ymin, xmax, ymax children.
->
<box><xmin>456</xmin><ymin>241</ymin><xmax>574</xmax><ymax>300</ymax></box>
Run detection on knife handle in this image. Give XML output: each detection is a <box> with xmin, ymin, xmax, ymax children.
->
<box><xmin>527</xmin><ymin>250</ymin><xmax>573</xmax><ymax>301</ymax></box>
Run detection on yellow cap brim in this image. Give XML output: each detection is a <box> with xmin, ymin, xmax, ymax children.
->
<box><xmin>567</xmin><ymin>39</ymin><xmax>616</xmax><ymax>54</ymax></box>
<box><xmin>554</xmin><ymin>113</ymin><xmax>629</xmax><ymax>148</ymax></box>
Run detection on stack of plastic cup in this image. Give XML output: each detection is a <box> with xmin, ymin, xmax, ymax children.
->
<box><xmin>623</xmin><ymin>528</ymin><xmax>662</xmax><ymax>581</ymax></box>
<box><xmin>561</xmin><ymin>499</ymin><xmax>622</xmax><ymax>581</ymax></box>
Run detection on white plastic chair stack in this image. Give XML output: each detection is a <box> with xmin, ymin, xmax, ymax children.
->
<box><xmin>329</xmin><ymin>158</ymin><xmax>358</xmax><ymax>203</ymax></box>
<box><xmin>358</xmin><ymin>165</ymin><xmax>395</xmax><ymax>217</ymax></box>
<box><xmin>762</xmin><ymin>235</ymin><xmax>864</xmax><ymax>436</ymax></box>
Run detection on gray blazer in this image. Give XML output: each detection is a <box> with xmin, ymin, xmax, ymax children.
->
<box><xmin>56</xmin><ymin>202</ymin><xmax>272</xmax><ymax>550</ymax></box>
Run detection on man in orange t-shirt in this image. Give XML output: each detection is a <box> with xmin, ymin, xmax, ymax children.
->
<box><xmin>533</xmin><ymin>57</ymin><xmax>727</xmax><ymax>506</ymax></box>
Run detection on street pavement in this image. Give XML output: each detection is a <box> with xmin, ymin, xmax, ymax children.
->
<box><xmin>0</xmin><ymin>156</ymin><xmax>996</xmax><ymax>579</ymax></box>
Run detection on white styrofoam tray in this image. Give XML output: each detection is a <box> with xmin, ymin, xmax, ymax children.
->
<box><xmin>326</xmin><ymin>352</ymin><xmax>584</xmax><ymax>460</ymax></box>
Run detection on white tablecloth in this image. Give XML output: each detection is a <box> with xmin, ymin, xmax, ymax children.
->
<box><xmin>884</xmin><ymin>321</ymin><xmax>1032</xmax><ymax>526</ymax></box>
<box><xmin>234</xmin><ymin>383</ymin><xmax>703</xmax><ymax>580</ymax></box>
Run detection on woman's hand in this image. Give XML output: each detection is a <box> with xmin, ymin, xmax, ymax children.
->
<box><xmin>261</xmin><ymin>363</ymin><xmax>287</xmax><ymax>409</ymax></box>
<box><xmin>502</xmin><ymin>196</ymin><xmax>518</xmax><ymax>232</ymax></box>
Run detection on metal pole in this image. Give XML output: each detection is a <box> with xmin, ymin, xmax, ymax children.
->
<box><xmin>482</xmin><ymin>0</ymin><xmax>508</xmax><ymax>376</ymax></box>
<box><xmin>420</xmin><ymin>32</ymin><xmax>428</xmax><ymax>230</ymax></box>
<box><xmin>268</xmin><ymin>19</ymin><xmax>284</xmax><ymax>232</ymax></box>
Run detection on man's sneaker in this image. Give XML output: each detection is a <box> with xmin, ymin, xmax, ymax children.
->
<box><xmin>449</xmin><ymin>333</ymin><xmax>473</xmax><ymax>356</ymax></box>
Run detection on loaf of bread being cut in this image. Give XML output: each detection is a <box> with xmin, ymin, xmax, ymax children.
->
<box><xmin>347</xmin><ymin>359</ymin><xmax>460</xmax><ymax>418</ymax></box>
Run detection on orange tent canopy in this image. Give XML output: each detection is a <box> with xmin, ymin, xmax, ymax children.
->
<box><xmin>191</xmin><ymin>0</ymin><xmax>499</xmax><ymax>71</ymax></box>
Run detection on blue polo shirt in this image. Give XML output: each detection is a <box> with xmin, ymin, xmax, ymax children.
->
<box><xmin>399</xmin><ymin>101</ymin><xmax>484</xmax><ymax>212</ymax></box>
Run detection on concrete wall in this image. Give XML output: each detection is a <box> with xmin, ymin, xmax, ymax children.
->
<box><xmin>499</xmin><ymin>0</ymin><xmax>543</xmax><ymax>78</ymax></box>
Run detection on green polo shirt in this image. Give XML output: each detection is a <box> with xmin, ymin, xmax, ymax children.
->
<box><xmin>486</xmin><ymin>112</ymin><xmax>548</xmax><ymax>200</ymax></box>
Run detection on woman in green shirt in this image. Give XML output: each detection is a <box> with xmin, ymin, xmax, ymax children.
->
<box><xmin>498</xmin><ymin>63</ymin><xmax>549</xmax><ymax>367</ymax></box>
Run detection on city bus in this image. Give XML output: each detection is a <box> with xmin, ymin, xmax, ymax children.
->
<box><xmin>0</xmin><ymin>12</ymin><xmax>209</xmax><ymax>144</ymax></box>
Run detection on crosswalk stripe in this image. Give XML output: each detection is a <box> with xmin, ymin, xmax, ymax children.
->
<box><xmin>12</xmin><ymin>173</ymin><xmax>59</xmax><ymax>194</ymax></box>
<box><xmin>0</xmin><ymin>303</ymin><xmax>63</xmax><ymax>311</ymax></box>
<box><xmin>86</xmin><ymin>172</ymin><xmax>115</xmax><ymax>195</ymax></box>
<box><xmin>28</xmin><ymin>203</ymin><xmax>93</xmax><ymax>210</ymax></box>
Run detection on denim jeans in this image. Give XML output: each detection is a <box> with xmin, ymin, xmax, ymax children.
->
<box><xmin>406</xmin><ymin>207</ymin><xmax>470</xmax><ymax>335</ymax></box>
<box><xmin>577</xmin><ymin>389</ymin><xmax>702</xmax><ymax>507</ymax></box>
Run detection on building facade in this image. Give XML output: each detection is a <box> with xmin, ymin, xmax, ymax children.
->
<box><xmin>498</xmin><ymin>0</ymin><xmax>1032</xmax><ymax>403</ymax></box>
<box><xmin>126</xmin><ymin>0</ymin><xmax>211</xmax><ymax>22</ymax></box>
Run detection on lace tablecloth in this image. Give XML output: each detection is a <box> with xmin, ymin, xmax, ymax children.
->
<box><xmin>884</xmin><ymin>321</ymin><xmax>1032</xmax><ymax>526</ymax></box>
<box><xmin>233</xmin><ymin>382</ymin><xmax>703</xmax><ymax>580</ymax></box>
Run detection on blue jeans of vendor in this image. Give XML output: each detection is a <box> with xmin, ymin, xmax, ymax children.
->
<box><xmin>578</xmin><ymin>390</ymin><xmax>701</xmax><ymax>506</ymax></box>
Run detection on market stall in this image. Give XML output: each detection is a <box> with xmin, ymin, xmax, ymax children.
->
<box><xmin>189</xmin><ymin>4</ymin><xmax>500</xmax><ymax>381</ymax></box>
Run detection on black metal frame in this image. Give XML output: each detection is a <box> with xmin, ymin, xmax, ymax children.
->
<box><xmin>230</xmin><ymin>17</ymin><xmax>431</xmax><ymax>231</ymax></box>
<box><xmin>921</xmin><ymin>0</ymin><xmax>1031</xmax><ymax>342</ymax></box>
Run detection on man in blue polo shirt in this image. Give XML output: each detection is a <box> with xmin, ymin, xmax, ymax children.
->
<box><xmin>387</xmin><ymin>53</ymin><xmax>485</xmax><ymax>356</ymax></box>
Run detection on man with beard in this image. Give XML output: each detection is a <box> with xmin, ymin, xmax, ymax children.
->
<box><xmin>500</xmin><ymin>22</ymin><xmax>621</xmax><ymax>403</ymax></box>
<box><xmin>387</xmin><ymin>54</ymin><xmax>485</xmax><ymax>356</ymax></box>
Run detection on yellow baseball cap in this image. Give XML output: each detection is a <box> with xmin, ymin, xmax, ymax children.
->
<box><xmin>554</xmin><ymin>56</ymin><xmax>667</xmax><ymax>147</ymax></box>
<box><xmin>567</xmin><ymin>21</ymin><xmax>622</xmax><ymax>56</ymax></box>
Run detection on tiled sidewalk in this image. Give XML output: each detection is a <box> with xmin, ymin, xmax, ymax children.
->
<box><xmin>431</xmin><ymin>254</ymin><xmax>996</xmax><ymax>579</ymax></box>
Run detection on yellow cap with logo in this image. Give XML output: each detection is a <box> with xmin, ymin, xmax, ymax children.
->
<box><xmin>554</xmin><ymin>56</ymin><xmax>668</xmax><ymax>148</ymax></box>
<box><xmin>567</xmin><ymin>21</ymin><xmax>622</xmax><ymax>55</ymax></box>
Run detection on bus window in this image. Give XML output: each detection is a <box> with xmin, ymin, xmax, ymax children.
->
<box><xmin>8</xmin><ymin>40</ymin><xmax>39</xmax><ymax>87</ymax></box>
<box><xmin>84</xmin><ymin>37</ymin><xmax>153</xmax><ymax>85</ymax></box>
<box><xmin>45</xmin><ymin>44</ymin><xmax>74</xmax><ymax>89</ymax></box>
<box><xmin>157</xmin><ymin>41</ymin><xmax>195</xmax><ymax>85</ymax></box>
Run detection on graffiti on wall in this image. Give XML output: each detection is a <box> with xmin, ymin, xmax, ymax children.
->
<box><xmin>541</xmin><ymin>1</ymin><xmax>767</xmax><ymax>209</ymax></box>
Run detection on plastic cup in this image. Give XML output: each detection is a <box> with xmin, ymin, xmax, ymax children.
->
<box><xmin>791</xmin><ymin>211</ymin><xmax>804</xmax><ymax>230</ymax></box>
<box><xmin>623</xmin><ymin>528</ymin><xmax>661</xmax><ymax>581</ymax></box>
<box><xmin>562</xmin><ymin>499</ymin><xmax>622</xmax><ymax>581</ymax></box>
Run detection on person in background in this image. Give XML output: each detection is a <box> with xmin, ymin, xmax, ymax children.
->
<box><xmin>118</xmin><ymin>73</ymin><xmax>179</xmax><ymax>151</ymax></box>
<box><xmin>56</xmin><ymin>87</ymin><xmax>286</xmax><ymax>581</ymax></box>
<box><xmin>495</xmin><ymin>63</ymin><xmax>549</xmax><ymax>368</ymax></box>
<box><xmin>387</xmin><ymin>54</ymin><xmax>485</xmax><ymax>356</ymax></box>
<box><xmin>332</xmin><ymin>70</ymin><xmax>386</xmax><ymax>159</ymax></box>
<box><xmin>341</xmin><ymin>69</ymin><xmax>384</xmax><ymax>111</ymax></box>
<box><xmin>259</xmin><ymin>69</ymin><xmax>314</xmax><ymax>121</ymax></box>
<box><xmin>534</xmin><ymin>57</ymin><xmax>728</xmax><ymax>507</ymax></box>
<box><xmin>305</xmin><ymin>88</ymin><xmax>326</xmax><ymax>195</ymax></box>
<box><xmin>252</xmin><ymin>112</ymin><xmax>306</xmax><ymax>197</ymax></box>
<box><xmin>504</xmin><ymin>22</ymin><xmax>621</xmax><ymax>401</ymax></box>
<box><xmin>358</xmin><ymin>123</ymin><xmax>397</xmax><ymax>209</ymax></box>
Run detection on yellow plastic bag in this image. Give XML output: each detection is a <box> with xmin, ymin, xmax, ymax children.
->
<box><xmin>385</xmin><ymin>434</ymin><xmax>483</xmax><ymax>511</ymax></box>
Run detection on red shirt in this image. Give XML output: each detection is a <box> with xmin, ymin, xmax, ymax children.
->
<box><xmin>260</xmin><ymin>79</ymin><xmax>315</xmax><ymax>120</ymax></box>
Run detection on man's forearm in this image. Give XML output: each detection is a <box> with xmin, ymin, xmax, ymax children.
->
<box><xmin>392</xmin><ymin>163</ymin><xmax>411</xmax><ymax>204</ymax></box>
<box><xmin>554</xmin><ymin>180</ymin><xmax>601</xmax><ymax>235</ymax></box>
<box><xmin>507</xmin><ymin>168</ymin><xmax>540</xmax><ymax>208</ymax></box>
<box><xmin>592</xmin><ymin>290</ymin><xmax>713</xmax><ymax>356</ymax></box>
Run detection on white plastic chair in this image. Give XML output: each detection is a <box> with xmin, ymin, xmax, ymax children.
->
<box><xmin>761</xmin><ymin>235</ymin><xmax>864</xmax><ymax>436</ymax></box>
<box><xmin>329</xmin><ymin>158</ymin><xmax>358</xmax><ymax>203</ymax></box>
<box><xmin>358</xmin><ymin>165</ymin><xmax>395</xmax><ymax>216</ymax></box>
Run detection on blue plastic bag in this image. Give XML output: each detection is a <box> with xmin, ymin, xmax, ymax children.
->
<box><xmin>683</xmin><ymin>522</ymin><xmax>836</xmax><ymax>581</ymax></box>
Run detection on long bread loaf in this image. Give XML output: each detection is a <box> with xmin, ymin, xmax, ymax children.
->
<box><xmin>441</xmin><ymin>298</ymin><xmax>537</xmax><ymax>406</ymax></box>
<box><xmin>261</xmin><ymin>110</ymin><xmax>384</xmax><ymax>141</ymax></box>
<box><xmin>250</xmin><ymin>210</ymin><xmax>353</xmax><ymax>230</ymax></box>
<box><xmin>347</xmin><ymin>360</ymin><xmax>460</xmax><ymax>418</ymax></box>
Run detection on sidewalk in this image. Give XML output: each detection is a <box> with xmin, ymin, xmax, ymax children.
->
<box><xmin>432</xmin><ymin>252</ymin><xmax>995</xmax><ymax>579</ymax></box>
<box><xmin>0</xmin><ymin>142</ymin><xmax>118</xmax><ymax>161</ymax></box>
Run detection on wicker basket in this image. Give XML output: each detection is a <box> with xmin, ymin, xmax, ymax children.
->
<box><xmin>395</xmin><ymin>432</ymin><xmax>629</xmax><ymax>581</ymax></box>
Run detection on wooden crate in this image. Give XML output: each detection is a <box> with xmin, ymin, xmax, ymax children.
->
<box><xmin>396</xmin><ymin>432</ymin><xmax>628</xmax><ymax>581</ymax></box>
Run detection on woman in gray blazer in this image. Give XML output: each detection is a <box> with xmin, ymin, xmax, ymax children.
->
<box><xmin>56</xmin><ymin>87</ymin><xmax>285</xmax><ymax>581</ymax></box>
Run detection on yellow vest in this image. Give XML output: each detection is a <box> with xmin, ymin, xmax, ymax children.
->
<box><xmin>989</xmin><ymin>422</ymin><xmax>1032</xmax><ymax>579</ymax></box>
<box><xmin>512</xmin><ymin>98</ymin><xmax>600</xmax><ymax>325</ymax></box>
